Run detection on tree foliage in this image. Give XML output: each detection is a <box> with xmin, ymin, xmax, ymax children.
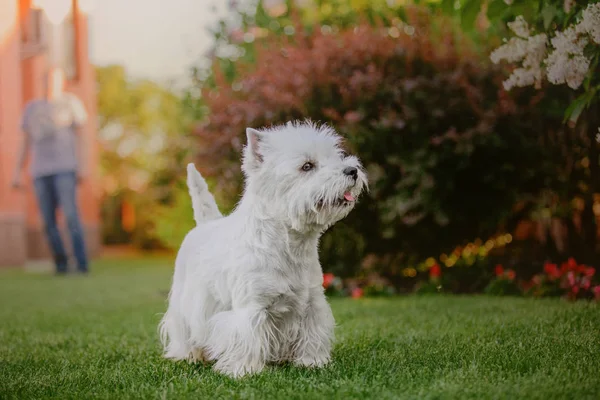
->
<box><xmin>96</xmin><ymin>65</ymin><xmax>192</xmax><ymax>248</ymax></box>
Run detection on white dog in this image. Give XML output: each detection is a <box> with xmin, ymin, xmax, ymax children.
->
<box><xmin>159</xmin><ymin>121</ymin><xmax>367</xmax><ymax>378</ymax></box>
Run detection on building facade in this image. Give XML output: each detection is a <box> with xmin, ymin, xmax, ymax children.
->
<box><xmin>0</xmin><ymin>0</ymin><xmax>100</xmax><ymax>267</ymax></box>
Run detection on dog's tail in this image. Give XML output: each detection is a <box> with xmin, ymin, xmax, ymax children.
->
<box><xmin>187</xmin><ymin>163</ymin><xmax>222</xmax><ymax>225</ymax></box>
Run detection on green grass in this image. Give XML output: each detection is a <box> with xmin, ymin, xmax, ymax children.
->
<box><xmin>1</xmin><ymin>258</ymin><xmax>599</xmax><ymax>399</ymax></box>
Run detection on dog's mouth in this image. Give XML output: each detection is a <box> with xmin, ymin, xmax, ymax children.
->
<box><xmin>317</xmin><ymin>191</ymin><xmax>356</xmax><ymax>208</ymax></box>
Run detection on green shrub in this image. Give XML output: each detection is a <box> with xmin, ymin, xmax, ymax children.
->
<box><xmin>193</xmin><ymin>9</ymin><xmax>565</xmax><ymax>285</ymax></box>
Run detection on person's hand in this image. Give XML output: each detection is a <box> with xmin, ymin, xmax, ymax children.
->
<box><xmin>11</xmin><ymin>178</ymin><xmax>22</xmax><ymax>190</ymax></box>
<box><xmin>76</xmin><ymin>172</ymin><xmax>86</xmax><ymax>185</ymax></box>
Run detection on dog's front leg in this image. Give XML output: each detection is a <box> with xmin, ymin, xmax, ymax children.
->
<box><xmin>293</xmin><ymin>285</ymin><xmax>335</xmax><ymax>368</ymax></box>
<box><xmin>206</xmin><ymin>306</ymin><xmax>273</xmax><ymax>378</ymax></box>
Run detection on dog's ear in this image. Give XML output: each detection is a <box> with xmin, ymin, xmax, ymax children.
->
<box><xmin>242</xmin><ymin>128</ymin><xmax>263</xmax><ymax>174</ymax></box>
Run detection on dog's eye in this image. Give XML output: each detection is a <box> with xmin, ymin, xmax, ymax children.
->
<box><xmin>340</xmin><ymin>150</ymin><xmax>348</xmax><ymax>159</ymax></box>
<box><xmin>301</xmin><ymin>162</ymin><xmax>315</xmax><ymax>172</ymax></box>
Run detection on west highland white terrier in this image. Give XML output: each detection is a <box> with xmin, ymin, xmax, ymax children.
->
<box><xmin>159</xmin><ymin>121</ymin><xmax>367</xmax><ymax>378</ymax></box>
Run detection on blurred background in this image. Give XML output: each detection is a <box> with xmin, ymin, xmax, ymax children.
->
<box><xmin>1</xmin><ymin>0</ymin><xmax>599</xmax><ymax>299</ymax></box>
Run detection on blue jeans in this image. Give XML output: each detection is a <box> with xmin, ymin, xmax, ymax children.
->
<box><xmin>33</xmin><ymin>171</ymin><xmax>88</xmax><ymax>273</ymax></box>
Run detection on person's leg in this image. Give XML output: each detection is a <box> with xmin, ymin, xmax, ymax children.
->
<box><xmin>33</xmin><ymin>175</ymin><xmax>68</xmax><ymax>273</ymax></box>
<box><xmin>54</xmin><ymin>171</ymin><xmax>88</xmax><ymax>273</ymax></box>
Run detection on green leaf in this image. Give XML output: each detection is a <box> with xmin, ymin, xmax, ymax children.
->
<box><xmin>541</xmin><ymin>4</ymin><xmax>558</xmax><ymax>30</ymax></box>
<box><xmin>583</xmin><ymin>55</ymin><xmax>599</xmax><ymax>91</ymax></box>
<box><xmin>440</xmin><ymin>0</ymin><xmax>456</xmax><ymax>15</ymax></box>
<box><xmin>377</xmin><ymin>10</ymin><xmax>391</xmax><ymax>27</ymax></box>
<box><xmin>563</xmin><ymin>86</ymin><xmax>599</xmax><ymax>124</ymax></box>
<box><xmin>583</xmin><ymin>43</ymin><xmax>599</xmax><ymax>60</ymax></box>
<box><xmin>507</xmin><ymin>1</ymin><xmax>537</xmax><ymax>23</ymax></box>
<box><xmin>563</xmin><ymin>93</ymin><xmax>587</xmax><ymax>125</ymax></box>
<box><xmin>461</xmin><ymin>0</ymin><xmax>482</xmax><ymax>32</ymax></box>
<box><xmin>486</xmin><ymin>0</ymin><xmax>508</xmax><ymax>21</ymax></box>
<box><xmin>365</xmin><ymin>7</ymin><xmax>376</xmax><ymax>25</ymax></box>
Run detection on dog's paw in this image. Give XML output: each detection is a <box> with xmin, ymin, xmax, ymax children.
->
<box><xmin>293</xmin><ymin>353</ymin><xmax>331</xmax><ymax>369</ymax></box>
<box><xmin>187</xmin><ymin>347</ymin><xmax>208</xmax><ymax>364</ymax></box>
<box><xmin>213</xmin><ymin>359</ymin><xmax>265</xmax><ymax>378</ymax></box>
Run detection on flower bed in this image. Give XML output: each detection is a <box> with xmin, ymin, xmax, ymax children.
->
<box><xmin>324</xmin><ymin>254</ymin><xmax>599</xmax><ymax>302</ymax></box>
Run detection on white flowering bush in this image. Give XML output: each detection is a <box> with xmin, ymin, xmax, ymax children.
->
<box><xmin>490</xmin><ymin>17</ymin><xmax>548</xmax><ymax>90</ymax></box>
<box><xmin>485</xmin><ymin>0</ymin><xmax>599</xmax><ymax>266</ymax></box>
<box><xmin>490</xmin><ymin>1</ymin><xmax>600</xmax><ymax>124</ymax></box>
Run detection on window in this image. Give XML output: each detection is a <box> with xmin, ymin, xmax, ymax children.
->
<box><xmin>60</xmin><ymin>8</ymin><xmax>78</xmax><ymax>80</ymax></box>
<box><xmin>20</xmin><ymin>8</ymin><xmax>47</xmax><ymax>58</ymax></box>
<box><xmin>21</xmin><ymin>1</ymin><xmax>79</xmax><ymax>78</ymax></box>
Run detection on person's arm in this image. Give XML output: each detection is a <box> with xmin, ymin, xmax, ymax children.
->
<box><xmin>12</xmin><ymin>107</ymin><xmax>32</xmax><ymax>188</ymax></box>
<box><xmin>75</xmin><ymin>126</ymin><xmax>87</xmax><ymax>182</ymax></box>
<box><xmin>69</xmin><ymin>95</ymin><xmax>88</xmax><ymax>181</ymax></box>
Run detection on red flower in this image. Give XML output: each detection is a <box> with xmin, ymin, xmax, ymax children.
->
<box><xmin>583</xmin><ymin>266</ymin><xmax>595</xmax><ymax>277</ymax></box>
<box><xmin>544</xmin><ymin>263</ymin><xmax>560</xmax><ymax>279</ymax></box>
<box><xmin>323</xmin><ymin>273</ymin><xmax>335</xmax><ymax>289</ymax></box>
<box><xmin>429</xmin><ymin>264</ymin><xmax>441</xmax><ymax>279</ymax></box>
<box><xmin>567</xmin><ymin>257</ymin><xmax>578</xmax><ymax>270</ymax></box>
<box><xmin>581</xmin><ymin>277</ymin><xmax>591</xmax><ymax>290</ymax></box>
<box><xmin>571</xmin><ymin>285</ymin><xmax>580</xmax><ymax>294</ymax></box>
<box><xmin>506</xmin><ymin>269</ymin><xmax>516</xmax><ymax>281</ymax></box>
<box><xmin>495</xmin><ymin>264</ymin><xmax>504</xmax><ymax>277</ymax></box>
<box><xmin>593</xmin><ymin>286</ymin><xmax>600</xmax><ymax>301</ymax></box>
<box><xmin>560</xmin><ymin>263</ymin><xmax>568</xmax><ymax>274</ymax></box>
<box><xmin>351</xmin><ymin>287</ymin><xmax>364</xmax><ymax>299</ymax></box>
<box><xmin>567</xmin><ymin>271</ymin><xmax>576</xmax><ymax>286</ymax></box>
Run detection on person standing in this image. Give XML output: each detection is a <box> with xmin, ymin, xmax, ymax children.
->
<box><xmin>11</xmin><ymin>67</ymin><xmax>89</xmax><ymax>275</ymax></box>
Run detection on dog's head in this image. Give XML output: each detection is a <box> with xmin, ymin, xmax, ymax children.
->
<box><xmin>241</xmin><ymin>121</ymin><xmax>368</xmax><ymax>232</ymax></box>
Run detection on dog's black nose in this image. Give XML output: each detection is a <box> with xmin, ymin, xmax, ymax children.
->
<box><xmin>343</xmin><ymin>166</ymin><xmax>358</xmax><ymax>180</ymax></box>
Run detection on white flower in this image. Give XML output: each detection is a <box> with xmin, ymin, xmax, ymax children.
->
<box><xmin>507</xmin><ymin>16</ymin><xmax>530</xmax><ymax>38</ymax></box>
<box><xmin>596</xmin><ymin>128</ymin><xmax>600</xmax><ymax>143</ymax></box>
<box><xmin>490</xmin><ymin>37</ymin><xmax>528</xmax><ymax>64</ymax></box>
<box><xmin>552</xmin><ymin>26</ymin><xmax>588</xmax><ymax>55</ymax></box>
<box><xmin>524</xmin><ymin>34</ymin><xmax>549</xmax><ymax>67</ymax></box>
<box><xmin>546</xmin><ymin>51</ymin><xmax>590</xmax><ymax>89</ymax></box>
<box><xmin>504</xmin><ymin>0</ymin><xmax>513</xmax><ymax>4</ymax></box>
<box><xmin>491</xmin><ymin>31</ymin><xmax>548</xmax><ymax>90</ymax></box>
<box><xmin>502</xmin><ymin>68</ymin><xmax>537</xmax><ymax>90</ymax></box>
<box><xmin>579</xmin><ymin>2</ymin><xmax>600</xmax><ymax>44</ymax></box>
<box><xmin>490</xmin><ymin>7</ymin><xmax>600</xmax><ymax>92</ymax></box>
<box><xmin>545</xmin><ymin>25</ymin><xmax>591</xmax><ymax>89</ymax></box>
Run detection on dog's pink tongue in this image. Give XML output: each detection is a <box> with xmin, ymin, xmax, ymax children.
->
<box><xmin>344</xmin><ymin>192</ymin><xmax>355</xmax><ymax>201</ymax></box>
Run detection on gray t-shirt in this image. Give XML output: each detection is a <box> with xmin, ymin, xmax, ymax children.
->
<box><xmin>21</xmin><ymin>93</ymin><xmax>87</xmax><ymax>178</ymax></box>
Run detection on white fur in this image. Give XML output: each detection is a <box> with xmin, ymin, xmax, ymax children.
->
<box><xmin>186</xmin><ymin>163</ymin><xmax>222</xmax><ymax>224</ymax></box>
<box><xmin>159</xmin><ymin>121</ymin><xmax>367</xmax><ymax>378</ymax></box>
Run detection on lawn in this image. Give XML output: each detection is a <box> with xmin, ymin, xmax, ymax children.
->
<box><xmin>1</xmin><ymin>258</ymin><xmax>599</xmax><ymax>399</ymax></box>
